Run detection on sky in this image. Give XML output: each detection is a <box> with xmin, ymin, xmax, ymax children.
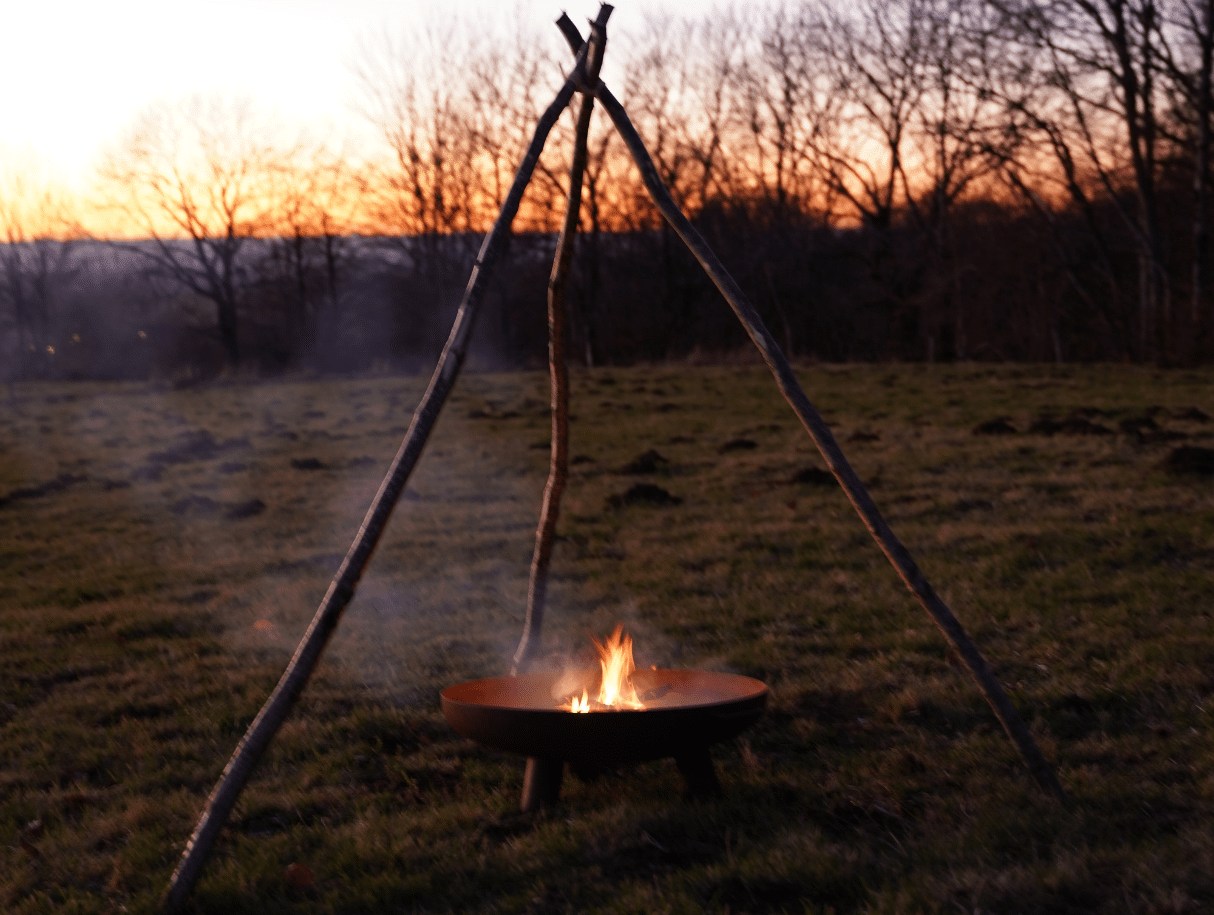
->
<box><xmin>0</xmin><ymin>0</ymin><xmax>742</xmax><ymax>197</ymax></box>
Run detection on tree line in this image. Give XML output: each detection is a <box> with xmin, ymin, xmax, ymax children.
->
<box><xmin>5</xmin><ymin>0</ymin><xmax>1214</xmax><ymax>381</ymax></box>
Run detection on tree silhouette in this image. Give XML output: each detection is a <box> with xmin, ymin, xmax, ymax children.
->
<box><xmin>99</xmin><ymin>96</ymin><xmax>280</xmax><ymax>368</ymax></box>
<box><xmin>0</xmin><ymin>167</ymin><xmax>80</xmax><ymax>378</ymax></box>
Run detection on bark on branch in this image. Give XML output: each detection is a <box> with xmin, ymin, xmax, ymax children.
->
<box><xmin>513</xmin><ymin>4</ymin><xmax>613</xmax><ymax>674</ymax></box>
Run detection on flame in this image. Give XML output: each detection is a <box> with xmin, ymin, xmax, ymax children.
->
<box><xmin>594</xmin><ymin>625</ymin><xmax>644</xmax><ymax>709</ymax></box>
<box><xmin>561</xmin><ymin>625</ymin><xmax>645</xmax><ymax>711</ymax></box>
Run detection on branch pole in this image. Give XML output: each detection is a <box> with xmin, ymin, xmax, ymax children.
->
<box><xmin>558</xmin><ymin>20</ymin><xmax>1065</xmax><ymax>804</ymax></box>
<box><xmin>161</xmin><ymin>49</ymin><xmax>592</xmax><ymax>913</ymax></box>
<box><xmin>513</xmin><ymin>4</ymin><xmax>612</xmax><ymax>676</ymax></box>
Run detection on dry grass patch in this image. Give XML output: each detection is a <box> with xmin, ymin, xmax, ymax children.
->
<box><xmin>1</xmin><ymin>364</ymin><xmax>1213</xmax><ymax>913</ymax></box>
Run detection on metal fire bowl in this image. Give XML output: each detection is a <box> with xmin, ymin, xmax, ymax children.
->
<box><xmin>441</xmin><ymin>669</ymin><xmax>767</xmax><ymax>767</ymax></box>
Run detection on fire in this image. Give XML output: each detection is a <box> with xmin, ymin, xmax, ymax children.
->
<box><xmin>595</xmin><ymin>625</ymin><xmax>644</xmax><ymax>709</ymax></box>
<box><xmin>564</xmin><ymin>625</ymin><xmax>645</xmax><ymax>712</ymax></box>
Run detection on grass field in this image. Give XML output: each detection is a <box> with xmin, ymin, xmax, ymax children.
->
<box><xmin>2</xmin><ymin>362</ymin><xmax>1213</xmax><ymax>914</ymax></box>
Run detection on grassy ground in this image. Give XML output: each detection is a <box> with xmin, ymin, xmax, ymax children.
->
<box><xmin>2</xmin><ymin>362</ymin><xmax>1213</xmax><ymax>914</ymax></box>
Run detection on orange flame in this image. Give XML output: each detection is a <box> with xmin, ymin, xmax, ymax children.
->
<box><xmin>563</xmin><ymin>625</ymin><xmax>644</xmax><ymax>712</ymax></box>
<box><xmin>594</xmin><ymin>625</ymin><xmax>643</xmax><ymax>709</ymax></box>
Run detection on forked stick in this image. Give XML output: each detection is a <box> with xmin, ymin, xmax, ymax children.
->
<box><xmin>513</xmin><ymin>5</ymin><xmax>613</xmax><ymax>675</ymax></box>
<box><xmin>161</xmin><ymin>42</ymin><xmax>595</xmax><ymax>913</ymax></box>
<box><xmin>557</xmin><ymin>15</ymin><xmax>1066</xmax><ymax>803</ymax></box>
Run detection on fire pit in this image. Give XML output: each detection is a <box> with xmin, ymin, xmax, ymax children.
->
<box><xmin>442</xmin><ymin>668</ymin><xmax>767</xmax><ymax>763</ymax></box>
<box><xmin>442</xmin><ymin>627</ymin><xmax>767</xmax><ymax>808</ymax></box>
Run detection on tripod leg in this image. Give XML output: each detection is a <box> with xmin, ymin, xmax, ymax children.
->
<box><xmin>521</xmin><ymin>757</ymin><xmax>564</xmax><ymax>811</ymax></box>
<box><xmin>675</xmin><ymin>747</ymin><xmax>721</xmax><ymax>798</ymax></box>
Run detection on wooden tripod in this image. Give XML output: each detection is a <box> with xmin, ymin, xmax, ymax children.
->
<box><xmin>162</xmin><ymin>4</ymin><xmax>1062</xmax><ymax>909</ymax></box>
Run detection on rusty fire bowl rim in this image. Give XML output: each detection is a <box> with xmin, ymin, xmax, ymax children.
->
<box><xmin>441</xmin><ymin>669</ymin><xmax>767</xmax><ymax>766</ymax></box>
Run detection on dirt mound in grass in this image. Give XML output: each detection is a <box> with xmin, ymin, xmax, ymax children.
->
<box><xmin>169</xmin><ymin>495</ymin><xmax>221</xmax><ymax>516</ymax></box>
<box><xmin>1029</xmin><ymin>415</ymin><xmax>1113</xmax><ymax>436</ymax></box>
<box><xmin>618</xmin><ymin>449</ymin><xmax>668</xmax><ymax>474</ymax></box>
<box><xmin>791</xmin><ymin>467</ymin><xmax>834</xmax><ymax>486</ymax></box>
<box><xmin>607</xmin><ymin>483</ymin><xmax>682</xmax><ymax>507</ymax></box>
<box><xmin>973</xmin><ymin>418</ymin><xmax>1017</xmax><ymax>435</ymax></box>
<box><xmin>0</xmin><ymin>473</ymin><xmax>88</xmax><ymax>507</ymax></box>
<box><xmin>225</xmin><ymin>498</ymin><xmax>267</xmax><ymax>520</ymax></box>
<box><xmin>169</xmin><ymin>495</ymin><xmax>267</xmax><ymax>519</ymax></box>
<box><xmin>719</xmin><ymin>438</ymin><xmax>757</xmax><ymax>452</ymax></box>
<box><xmin>1139</xmin><ymin>429</ymin><xmax>1188</xmax><ymax>444</ymax></box>
<box><xmin>1118</xmin><ymin>416</ymin><xmax>1188</xmax><ymax>444</ymax></box>
<box><xmin>148</xmin><ymin>429</ymin><xmax>248</xmax><ymax>465</ymax></box>
<box><xmin>1174</xmin><ymin>406</ymin><xmax>1210</xmax><ymax>422</ymax></box>
<box><xmin>1120</xmin><ymin>416</ymin><xmax>1159</xmax><ymax>435</ymax></box>
<box><xmin>1161</xmin><ymin>446</ymin><xmax>1214</xmax><ymax>476</ymax></box>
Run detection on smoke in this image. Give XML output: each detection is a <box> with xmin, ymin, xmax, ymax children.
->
<box><xmin>4</xmin><ymin>365</ymin><xmax>704</xmax><ymax>721</ymax></box>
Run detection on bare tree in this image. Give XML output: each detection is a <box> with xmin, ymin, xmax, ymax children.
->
<box><xmin>1155</xmin><ymin>0</ymin><xmax>1214</xmax><ymax>356</ymax></box>
<box><xmin>619</xmin><ymin>16</ymin><xmax>691</xmax><ymax>212</ymax></box>
<box><xmin>464</xmin><ymin>18</ymin><xmax>568</xmax><ymax>231</ymax></box>
<box><xmin>573</xmin><ymin>120</ymin><xmax>626</xmax><ymax>367</ymax></box>
<box><xmin>356</xmin><ymin>13</ymin><xmax>577</xmax><ymax>368</ymax></box>
<box><xmin>670</xmin><ymin>11</ymin><xmax>752</xmax><ymax>215</ymax></box>
<box><xmin>99</xmin><ymin>96</ymin><xmax>280</xmax><ymax>368</ymax></box>
<box><xmin>356</xmin><ymin>21</ymin><xmax>483</xmax><ymax>281</ymax></box>
<box><xmin>260</xmin><ymin>144</ymin><xmax>357</xmax><ymax>365</ymax></box>
<box><xmin>777</xmin><ymin>0</ymin><xmax>959</xmax><ymax>359</ymax></box>
<box><xmin>0</xmin><ymin>167</ymin><xmax>80</xmax><ymax>377</ymax></box>
<box><xmin>989</xmin><ymin>0</ymin><xmax>1175</xmax><ymax>361</ymax></box>
<box><xmin>735</xmin><ymin>7</ymin><xmax>822</xmax><ymax>218</ymax></box>
<box><xmin>900</xmin><ymin>0</ymin><xmax>1023</xmax><ymax>358</ymax></box>
<box><xmin>621</xmin><ymin>12</ymin><xmax>742</xmax><ymax>218</ymax></box>
<box><xmin>795</xmin><ymin>0</ymin><xmax>929</xmax><ymax>230</ymax></box>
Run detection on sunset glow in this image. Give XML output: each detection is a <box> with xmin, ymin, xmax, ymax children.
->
<box><xmin>3</xmin><ymin>1</ymin><xmax>735</xmax><ymax>239</ymax></box>
<box><xmin>4</xmin><ymin>0</ymin><xmax>1200</xmax><ymax>369</ymax></box>
<box><xmin>5</xmin><ymin>0</ymin><xmax>1060</xmax><ymax>242</ymax></box>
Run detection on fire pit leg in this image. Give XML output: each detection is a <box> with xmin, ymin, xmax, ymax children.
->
<box><xmin>521</xmin><ymin>757</ymin><xmax>564</xmax><ymax>811</ymax></box>
<box><xmin>675</xmin><ymin>747</ymin><xmax>721</xmax><ymax>798</ymax></box>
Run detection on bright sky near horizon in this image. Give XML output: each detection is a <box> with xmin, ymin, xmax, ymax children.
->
<box><xmin>1</xmin><ymin>0</ymin><xmax>743</xmax><ymax>195</ymax></box>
